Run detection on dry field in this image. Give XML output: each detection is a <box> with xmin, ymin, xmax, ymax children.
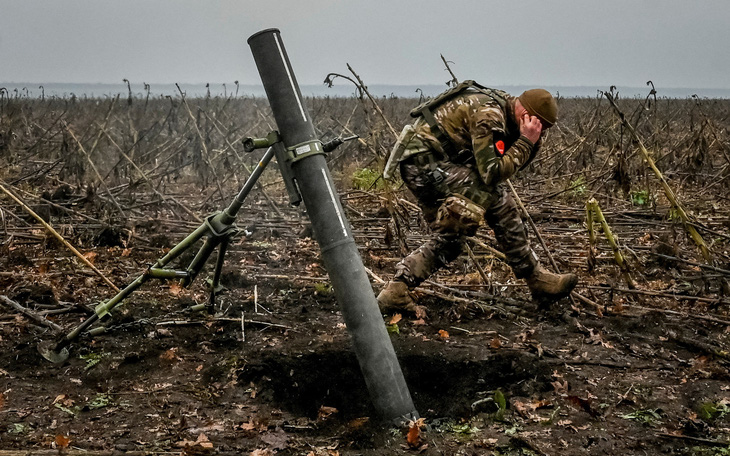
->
<box><xmin>0</xmin><ymin>88</ymin><xmax>729</xmax><ymax>455</ymax></box>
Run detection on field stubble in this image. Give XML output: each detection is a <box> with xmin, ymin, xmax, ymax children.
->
<box><xmin>0</xmin><ymin>91</ymin><xmax>729</xmax><ymax>455</ymax></box>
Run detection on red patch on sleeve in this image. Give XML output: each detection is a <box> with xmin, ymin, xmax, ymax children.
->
<box><xmin>495</xmin><ymin>140</ymin><xmax>505</xmax><ymax>156</ymax></box>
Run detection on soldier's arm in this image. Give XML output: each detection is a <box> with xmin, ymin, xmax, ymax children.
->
<box><xmin>472</xmin><ymin>107</ymin><xmax>546</xmax><ymax>185</ymax></box>
<box><xmin>472</xmin><ymin>126</ymin><xmax>535</xmax><ymax>186</ymax></box>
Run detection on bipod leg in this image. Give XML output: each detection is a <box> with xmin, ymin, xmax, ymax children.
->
<box><xmin>207</xmin><ymin>236</ymin><xmax>230</xmax><ymax>313</ymax></box>
<box><xmin>181</xmin><ymin>230</ymin><xmax>222</xmax><ymax>288</ymax></box>
<box><xmin>38</xmin><ymin>146</ymin><xmax>277</xmax><ymax>363</ymax></box>
<box><xmin>38</xmin><ymin>223</ymin><xmax>211</xmax><ymax>363</ymax></box>
<box><xmin>38</xmin><ymin>271</ymin><xmax>153</xmax><ymax>363</ymax></box>
<box><xmin>181</xmin><ymin>212</ymin><xmax>239</xmax><ymax>288</ymax></box>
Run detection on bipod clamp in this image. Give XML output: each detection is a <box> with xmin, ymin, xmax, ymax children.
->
<box><xmin>38</xmin><ymin>140</ymin><xmax>281</xmax><ymax>364</ymax></box>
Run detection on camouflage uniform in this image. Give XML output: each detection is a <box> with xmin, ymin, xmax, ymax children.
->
<box><xmin>393</xmin><ymin>89</ymin><xmax>540</xmax><ymax>288</ymax></box>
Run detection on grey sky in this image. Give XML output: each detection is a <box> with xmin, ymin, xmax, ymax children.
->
<box><xmin>1</xmin><ymin>0</ymin><xmax>729</xmax><ymax>89</ymax></box>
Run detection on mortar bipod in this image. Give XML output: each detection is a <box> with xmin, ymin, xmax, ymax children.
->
<box><xmin>38</xmin><ymin>137</ymin><xmax>280</xmax><ymax>363</ymax></box>
<box><xmin>37</xmin><ymin>132</ymin><xmax>356</xmax><ymax>363</ymax></box>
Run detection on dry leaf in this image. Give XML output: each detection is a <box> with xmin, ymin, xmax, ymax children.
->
<box><xmin>532</xmin><ymin>399</ymin><xmax>552</xmax><ymax>409</ymax></box>
<box><xmin>0</xmin><ymin>392</ymin><xmax>5</xmax><ymax>409</ymax></box>
<box><xmin>490</xmin><ymin>337</ymin><xmax>502</xmax><ymax>349</ymax></box>
<box><xmin>195</xmin><ymin>433</ymin><xmax>213</xmax><ymax>449</ymax></box>
<box><xmin>347</xmin><ymin>417</ymin><xmax>369</xmax><ymax>429</ymax></box>
<box><xmin>83</xmin><ymin>251</ymin><xmax>98</xmax><ymax>264</ymax></box>
<box><xmin>318</xmin><ymin>405</ymin><xmax>339</xmax><ymax>420</ymax></box>
<box><xmin>240</xmin><ymin>421</ymin><xmax>256</xmax><ymax>431</ymax></box>
<box><xmin>169</xmin><ymin>282</ymin><xmax>183</xmax><ymax>296</ymax></box>
<box><xmin>438</xmin><ymin>330</ymin><xmax>449</xmax><ymax>340</ymax></box>
<box><xmin>176</xmin><ymin>433</ymin><xmax>213</xmax><ymax>450</ymax></box>
<box><xmin>250</xmin><ymin>450</ymin><xmax>273</xmax><ymax>456</ymax></box>
<box><xmin>406</xmin><ymin>418</ymin><xmax>426</xmax><ymax>448</ymax></box>
<box><xmin>159</xmin><ymin>348</ymin><xmax>180</xmax><ymax>362</ymax></box>
<box><xmin>55</xmin><ymin>434</ymin><xmax>71</xmax><ymax>449</ymax></box>
<box><xmin>551</xmin><ymin>379</ymin><xmax>569</xmax><ymax>394</ymax></box>
<box><xmin>53</xmin><ymin>394</ymin><xmax>74</xmax><ymax>407</ymax></box>
<box><xmin>513</xmin><ymin>400</ymin><xmax>530</xmax><ymax>418</ymax></box>
<box><xmin>566</xmin><ymin>395</ymin><xmax>600</xmax><ymax>417</ymax></box>
<box><xmin>388</xmin><ymin>313</ymin><xmax>403</xmax><ymax>325</ymax></box>
<box><xmin>121</xmin><ymin>248</ymin><xmax>133</xmax><ymax>257</ymax></box>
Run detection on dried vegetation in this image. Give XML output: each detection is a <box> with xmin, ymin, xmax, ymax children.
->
<box><xmin>0</xmin><ymin>85</ymin><xmax>730</xmax><ymax>455</ymax></box>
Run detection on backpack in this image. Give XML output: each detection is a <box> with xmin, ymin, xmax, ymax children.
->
<box><xmin>409</xmin><ymin>80</ymin><xmax>508</xmax><ymax>157</ymax></box>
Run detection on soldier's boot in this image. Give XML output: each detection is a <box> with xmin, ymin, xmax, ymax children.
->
<box><xmin>376</xmin><ymin>280</ymin><xmax>417</xmax><ymax>313</ymax></box>
<box><xmin>525</xmin><ymin>266</ymin><xmax>578</xmax><ymax>302</ymax></box>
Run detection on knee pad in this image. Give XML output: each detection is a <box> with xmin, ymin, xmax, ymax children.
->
<box><xmin>435</xmin><ymin>194</ymin><xmax>485</xmax><ymax>235</ymax></box>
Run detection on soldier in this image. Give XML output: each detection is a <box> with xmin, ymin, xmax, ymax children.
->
<box><xmin>378</xmin><ymin>82</ymin><xmax>577</xmax><ymax>313</ymax></box>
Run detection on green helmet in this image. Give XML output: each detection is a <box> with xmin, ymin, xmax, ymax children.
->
<box><xmin>518</xmin><ymin>89</ymin><xmax>558</xmax><ymax>127</ymax></box>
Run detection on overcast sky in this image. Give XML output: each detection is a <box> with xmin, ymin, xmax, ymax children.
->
<box><xmin>1</xmin><ymin>0</ymin><xmax>729</xmax><ymax>89</ymax></box>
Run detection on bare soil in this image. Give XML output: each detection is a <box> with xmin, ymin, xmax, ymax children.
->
<box><xmin>1</xmin><ymin>187</ymin><xmax>729</xmax><ymax>456</ymax></box>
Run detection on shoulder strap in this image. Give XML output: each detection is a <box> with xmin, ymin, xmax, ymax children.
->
<box><xmin>410</xmin><ymin>80</ymin><xmax>507</xmax><ymax>157</ymax></box>
<box><xmin>409</xmin><ymin>80</ymin><xmax>477</xmax><ymax>118</ymax></box>
<box><xmin>469</xmin><ymin>81</ymin><xmax>509</xmax><ymax>112</ymax></box>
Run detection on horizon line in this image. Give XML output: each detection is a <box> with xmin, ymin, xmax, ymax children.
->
<box><xmin>2</xmin><ymin>81</ymin><xmax>730</xmax><ymax>91</ymax></box>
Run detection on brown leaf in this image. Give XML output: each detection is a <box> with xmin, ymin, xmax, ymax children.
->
<box><xmin>0</xmin><ymin>392</ymin><xmax>5</xmax><ymax>409</ymax></box>
<box><xmin>551</xmin><ymin>379</ymin><xmax>569</xmax><ymax>395</ymax></box>
<box><xmin>388</xmin><ymin>313</ymin><xmax>403</xmax><ymax>325</ymax></box>
<box><xmin>55</xmin><ymin>434</ymin><xmax>71</xmax><ymax>449</ymax></box>
<box><xmin>513</xmin><ymin>400</ymin><xmax>531</xmax><ymax>419</ymax></box>
<box><xmin>82</xmin><ymin>251</ymin><xmax>98</xmax><ymax>264</ymax></box>
<box><xmin>160</xmin><ymin>348</ymin><xmax>180</xmax><ymax>362</ymax></box>
<box><xmin>406</xmin><ymin>418</ymin><xmax>425</xmax><ymax>448</ymax></box>
<box><xmin>586</xmin><ymin>329</ymin><xmax>614</xmax><ymax>348</ymax></box>
<box><xmin>318</xmin><ymin>405</ymin><xmax>339</xmax><ymax>420</ymax></box>
<box><xmin>490</xmin><ymin>337</ymin><xmax>502</xmax><ymax>349</ymax></box>
<box><xmin>175</xmin><ymin>439</ymin><xmax>195</xmax><ymax>448</ymax></box>
<box><xmin>121</xmin><ymin>248</ymin><xmax>133</xmax><ymax>257</ymax></box>
<box><xmin>532</xmin><ymin>399</ymin><xmax>552</xmax><ymax>409</ymax></box>
<box><xmin>169</xmin><ymin>282</ymin><xmax>183</xmax><ymax>296</ymax></box>
<box><xmin>438</xmin><ymin>330</ymin><xmax>449</xmax><ymax>340</ymax></box>
<box><xmin>566</xmin><ymin>395</ymin><xmax>600</xmax><ymax>418</ymax></box>
<box><xmin>347</xmin><ymin>417</ymin><xmax>370</xmax><ymax>429</ymax></box>
<box><xmin>176</xmin><ymin>434</ymin><xmax>214</xmax><ymax>451</ymax></box>
<box><xmin>53</xmin><ymin>394</ymin><xmax>74</xmax><ymax>407</ymax></box>
<box><xmin>240</xmin><ymin>421</ymin><xmax>256</xmax><ymax>431</ymax></box>
<box><xmin>250</xmin><ymin>450</ymin><xmax>273</xmax><ymax>456</ymax></box>
<box><xmin>513</xmin><ymin>398</ymin><xmax>553</xmax><ymax>419</ymax></box>
<box><xmin>195</xmin><ymin>433</ymin><xmax>213</xmax><ymax>449</ymax></box>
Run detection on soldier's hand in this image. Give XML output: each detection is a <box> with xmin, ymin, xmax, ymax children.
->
<box><xmin>520</xmin><ymin>113</ymin><xmax>543</xmax><ymax>144</ymax></box>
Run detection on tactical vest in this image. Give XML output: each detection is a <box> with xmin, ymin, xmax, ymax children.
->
<box><xmin>409</xmin><ymin>80</ymin><xmax>509</xmax><ymax>159</ymax></box>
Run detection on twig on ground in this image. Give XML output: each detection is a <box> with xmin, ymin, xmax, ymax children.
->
<box><xmin>0</xmin><ymin>295</ymin><xmax>63</xmax><ymax>332</ymax></box>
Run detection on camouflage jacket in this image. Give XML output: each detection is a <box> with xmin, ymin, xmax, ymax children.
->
<box><xmin>411</xmin><ymin>89</ymin><xmax>540</xmax><ymax>186</ymax></box>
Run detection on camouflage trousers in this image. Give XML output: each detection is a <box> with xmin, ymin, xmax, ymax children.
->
<box><xmin>394</xmin><ymin>156</ymin><xmax>537</xmax><ymax>288</ymax></box>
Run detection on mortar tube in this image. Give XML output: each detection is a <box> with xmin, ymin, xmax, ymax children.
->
<box><xmin>248</xmin><ymin>28</ymin><xmax>418</xmax><ymax>424</ymax></box>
